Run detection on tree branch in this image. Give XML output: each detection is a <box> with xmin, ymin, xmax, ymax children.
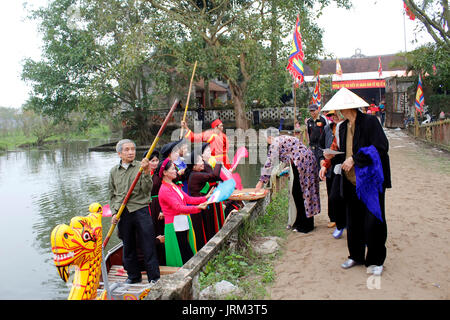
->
<box><xmin>406</xmin><ymin>0</ymin><xmax>450</xmax><ymax>48</ymax></box>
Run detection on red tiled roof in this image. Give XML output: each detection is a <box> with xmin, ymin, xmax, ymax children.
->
<box><xmin>195</xmin><ymin>79</ymin><xmax>228</xmax><ymax>92</ymax></box>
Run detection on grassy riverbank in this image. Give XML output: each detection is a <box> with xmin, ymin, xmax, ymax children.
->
<box><xmin>198</xmin><ymin>186</ymin><xmax>289</xmax><ymax>299</ymax></box>
<box><xmin>0</xmin><ymin>124</ymin><xmax>111</xmax><ymax>151</ymax></box>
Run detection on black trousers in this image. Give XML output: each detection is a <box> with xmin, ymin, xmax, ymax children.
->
<box><xmin>325</xmin><ymin>173</ymin><xmax>347</xmax><ymax>230</ymax></box>
<box><xmin>118</xmin><ymin>206</ymin><xmax>160</xmax><ymax>282</ymax></box>
<box><xmin>291</xmin><ymin>163</ymin><xmax>314</xmax><ymax>233</ymax></box>
<box><xmin>190</xmin><ymin>213</ymin><xmax>206</xmax><ymax>251</ymax></box>
<box><xmin>176</xmin><ymin>230</ymin><xmax>194</xmax><ymax>264</ymax></box>
<box><xmin>202</xmin><ymin>206</ymin><xmax>216</xmax><ymax>242</ymax></box>
<box><xmin>343</xmin><ymin>178</ymin><xmax>387</xmax><ymax>267</ymax></box>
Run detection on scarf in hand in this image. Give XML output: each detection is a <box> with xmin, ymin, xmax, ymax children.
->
<box><xmin>354</xmin><ymin>145</ymin><xmax>384</xmax><ymax>222</ymax></box>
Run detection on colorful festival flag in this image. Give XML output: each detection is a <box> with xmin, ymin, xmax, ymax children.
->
<box><xmin>286</xmin><ymin>15</ymin><xmax>305</xmax><ymax>85</ymax></box>
<box><xmin>403</xmin><ymin>1</ymin><xmax>416</xmax><ymax>20</ymax></box>
<box><xmin>378</xmin><ymin>56</ymin><xmax>383</xmax><ymax>77</ymax></box>
<box><xmin>415</xmin><ymin>74</ymin><xmax>424</xmax><ymax>114</ymax></box>
<box><xmin>336</xmin><ymin>58</ymin><xmax>343</xmax><ymax>76</ymax></box>
<box><xmin>311</xmin><ymin>74</ymin><xmax>322</xmax><ymax>110</ymax></box>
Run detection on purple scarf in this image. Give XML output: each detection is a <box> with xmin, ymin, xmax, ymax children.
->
<box><xmin>354</xmin><ymin>145</ymin><xmax>384</xmax><ymax>222</ymax></box>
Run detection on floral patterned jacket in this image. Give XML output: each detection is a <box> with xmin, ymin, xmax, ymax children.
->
<box><xmin>260</xmin><ymin>135</ymin><xmax>321</xmax><ymax>218</ymax></box>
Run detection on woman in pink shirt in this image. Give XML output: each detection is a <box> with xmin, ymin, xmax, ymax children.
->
<box><xmin>158</xmin><ymin>158</ymin><xmax>211</xmax><ymax>267</ymax></box>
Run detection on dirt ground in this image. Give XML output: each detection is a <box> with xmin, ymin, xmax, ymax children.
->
<box><xmin>268</xmin><ymin>128</ymin><xmax>450</xmax><ymax>300</ymax></box>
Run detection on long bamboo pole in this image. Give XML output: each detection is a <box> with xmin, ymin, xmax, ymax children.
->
<box><xmin>180</xmin><ymin>60</ymin><xmax>198</xmax><ymax>139</ymax></box>
<box><xmin>102</xmin><ymin>98</ymin><xmax>180</xmax><ymax>249</ymax></box>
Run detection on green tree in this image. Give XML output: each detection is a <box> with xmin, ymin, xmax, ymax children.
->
<box><xmin>145</xmin><ymin>0</ymin><xmax>351</xmax><ymax>129</ymax></box>
<box><xmin>396</xmin><ymin>42</ymin><xmax>450</xmax><ymax>114</ymax></box>
<box><xmin>21</xmin><ymin>0</ymin><xmax>185</xmax><ymax>144</ymax></box>
<box><xmin>22</xmin><ymin>0</ymin><xmax>351</xmax><ymax>136</ymax></box>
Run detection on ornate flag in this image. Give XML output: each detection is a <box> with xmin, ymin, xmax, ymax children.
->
<box><xmin>336</xmin><ymin>58</ymin><xmax>343</xmax><ymax>76</ymax></box>
<box><xmin>403</xmin><ymin>1</ymin><xmax>416</xmax><ymax>20</ymax></box>
<box><xmin>378</xmin><ymin>56</ymin><xmax>383</xmax><ymax>77</ymax></box>
<box><xmin>415</xmin><ymin>74</ymin><xmax>424</xmax><ymax>114</ymax></box>
<box><xmin>311</xmin><ymin>74</ymin><xmax>322</xmax><ymax>110</ymax></box>
<box><xmin>286</xmin><ymin>15</ymin><xmax>305</xmax><ymax>85</ymax></box>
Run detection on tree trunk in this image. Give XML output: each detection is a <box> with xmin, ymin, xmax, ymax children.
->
<box><xmin>229</xmin><ymin>81</ymin><xmax>249</xmax><ymax>130</ymax></box>
<box><xmin>205</xmin><ymin>79</ymin><xmax>211</xmax><ymax>109</ymax></box>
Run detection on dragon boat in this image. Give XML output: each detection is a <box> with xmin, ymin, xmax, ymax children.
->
<box><xmin>50</xmin><ymin>203</ymin><xmax>179</xmax><ymax>300</ymax></box>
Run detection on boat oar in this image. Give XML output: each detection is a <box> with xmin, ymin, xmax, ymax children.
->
<box><xmin>102</xmin><ymin>98</ymin><xmax>180</xmax><ymax>250</ymax></box>
<box><xmin>180</xmin><ymin>60</ymin><xmax>198</xmax><ymax>139</ymax></box>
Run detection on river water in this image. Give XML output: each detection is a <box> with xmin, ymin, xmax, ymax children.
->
<box><xmin>0</xmin><ymin>141</ymin><xmax>262</xmax><ymax>300</ymax></box>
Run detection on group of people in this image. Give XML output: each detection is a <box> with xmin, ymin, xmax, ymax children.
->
<box><xmin>365</xmin><ymin>98</ymin><xmax>386</xmax><ymax>126</ymax></box>
<box><xmin>255</xmin><ymin>89</ymin><xmax>391</xmax><ymax>277</ymax></box>
<box><xmin>108</xmin><ymin>118</ymin><xmax>241</xmax><ymax>284</ymax></box>
<box><xmin>108</xmin><ymin>87</ymin><xmax>391</xmax><ymax>285</ymax></box>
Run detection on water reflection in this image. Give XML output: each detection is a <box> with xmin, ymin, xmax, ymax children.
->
<box><xmin>0</xmin><ymin>141</ymin><xmax>261</xmax><ymax>300</ymax></box>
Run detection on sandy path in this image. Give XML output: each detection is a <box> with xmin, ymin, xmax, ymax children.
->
<box><xmin>268</xmin><ymin>128</ymin><xmax>450</xmax><ymax>300</ymax></box>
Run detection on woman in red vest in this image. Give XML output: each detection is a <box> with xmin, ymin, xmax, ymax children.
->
<box><xmin>181</xmin><ymin>119</ymin><xmax>231</xmax><ymax>169</ymax></box>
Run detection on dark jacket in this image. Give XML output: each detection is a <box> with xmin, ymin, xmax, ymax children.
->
<box><xmin>331</xmin><ymin>110</ymin><xmax>391</xmax><ymax>190</ymax></box>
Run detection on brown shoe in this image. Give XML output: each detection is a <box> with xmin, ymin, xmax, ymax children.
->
<box><xmin>327</xmin><ymin>222</ymin><xmax>336</xmax><ymax>228</ymax></box>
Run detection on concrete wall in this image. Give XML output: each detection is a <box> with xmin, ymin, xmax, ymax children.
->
<box><xmin>144</xmin><ymin>176</ymin><xmax>287</xmax><ymax>300</ymax></box>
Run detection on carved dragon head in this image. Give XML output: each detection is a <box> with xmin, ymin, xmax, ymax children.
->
<box><xmin>50</xmin><ymin>203</ymin><xmax>103</xmax><ymax>300</ymax></box>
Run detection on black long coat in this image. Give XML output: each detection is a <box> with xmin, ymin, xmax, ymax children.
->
<box><xmin>332</xmin><ymin>110</ymin><xmax>391</xmax><ymax>190</ymax></box>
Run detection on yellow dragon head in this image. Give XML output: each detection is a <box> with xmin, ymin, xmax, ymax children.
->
<box><xmin>51</xmin><ymin>203</ymin><xmax>103</xmax><ymax>300</ymax></box>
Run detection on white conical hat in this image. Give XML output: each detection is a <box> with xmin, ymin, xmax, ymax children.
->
<box><xmin>321</xmin><ymin>87</ymin><xmax>369</xmax><ymax>111</ymax></box>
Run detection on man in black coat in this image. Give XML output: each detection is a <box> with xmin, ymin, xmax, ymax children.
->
<box><xmin>319</xmin><ymin>90</ymin><xmax>391</xmax><ymax>277</ymax></box>
<box><xmin>306</xmin><ymin>103</ymin><xmax>328</xmax><ymax>170</ymax></box>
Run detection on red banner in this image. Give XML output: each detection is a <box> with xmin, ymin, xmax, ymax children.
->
<box><xmin>332</xmin><ymin>79</ymin><xmax>386</xmax><ymax>90</ymax></box>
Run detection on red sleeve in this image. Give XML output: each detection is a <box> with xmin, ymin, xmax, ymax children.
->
<box><xmin>159</xmin><ymin>185</ymin><xmax>201</xmax><ymax>215</ymax></box>
<box><xmin>185</xmin><ymin>129</ymin><xmax>212</xmax><ymax>143</ymax></box>
<box><xmin>322</xmin><ymin>136</ymin><xmax>339</xmax><ymax>169</ymax></box>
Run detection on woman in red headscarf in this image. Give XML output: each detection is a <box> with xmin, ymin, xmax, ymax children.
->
<box><xmin>181</xmin><ymin>118</ymin><xmax>231</xmax><ymax>169</ymax></box>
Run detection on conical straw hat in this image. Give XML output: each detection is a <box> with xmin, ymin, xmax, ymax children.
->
<box><xmin>321</xmin><ymin>87</ymin><xmax>369</xmax><ymax>112</ymax></box>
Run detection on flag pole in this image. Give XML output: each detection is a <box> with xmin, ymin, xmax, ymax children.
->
<box><xmin>293</xmin><ymin>82</ymin><xmax>296</xmax><ymax>131</ymax></box>
<box><xmin>180</xmin><ymin>60</ymin><xmax>198</xmax><ymax>139</ymax></box>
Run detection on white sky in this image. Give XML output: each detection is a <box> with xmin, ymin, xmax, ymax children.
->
<box><xmin>0</xmin><ymin>0</ymin><xmax>433</xmax><ymax>109</ymax></box>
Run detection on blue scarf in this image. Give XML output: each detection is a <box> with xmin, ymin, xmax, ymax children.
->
<box><xmin>354</xmin><ymin>145</ymin><xmax>384</xmax><ymax>222</ymax></box>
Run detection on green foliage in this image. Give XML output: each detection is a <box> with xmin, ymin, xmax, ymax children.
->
<box><xmin>198</xmin><ymin>187</ymin><xmax>289</xmax><ymax>299</ymax></box>
<box><xmin>394</xmin><ymin>42</ymin><xmax>449</xmax><ymax>115</ymax></box>
<box><xmin>22</xmin><ymin>0</ymin><xmax>352</xmax><ymax>135</ymax></box>
<box><xmin>0</xmin><ymin>106</ymin><xmax>111</xmax><ymax>149</ymax></box>
<box><xmin>428</xmin><ymin>94</ymin><xmax>450</xmax><ymax>114</ymax></box>
<box><xmin>21</xmin><ymin>0</ymin><xmax>183</xmax><ymax>144</ymax></box>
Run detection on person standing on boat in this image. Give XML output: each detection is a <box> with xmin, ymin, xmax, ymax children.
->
<box><xmin>200</xmin><ymin>142</ymin><xmax>226</xmax><ymax>232</ymax></box>
<box><xmin>109</xmin><ymin>139</ymin><xmax>160</xmax><ymax>284</ymax></box>
<box><xmin>143</xmin><ymin>149</ymin><xmax>166</xmax><ymax>266</ymax></box>
<box><xmin>185</xmin><ymin>150</ymin><xmax>222</xmax><ymax>248</ymax></box>
<box><xmin>255</xmin><ymin>128</ymin><xmax>321</xmax><ymax>233</ymax></box>
<box><xmin>181</xmin><ymin>118</ymin><xmax>231</xmax><ymax>169</ymax></box>
<box><xmin>158</xmin><ymin>158</ymin><xmax>211</xmax><ymax>267</ymax></box>
<box><xmin>161</xmin><ymin>139</ymin><xmax>186</xmax><ymax>187</ymax></box>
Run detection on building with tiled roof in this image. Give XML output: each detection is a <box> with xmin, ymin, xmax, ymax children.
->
<box><xmin>304</xmin><ymin>51</ymin><xmax>408</xmax><ymax>105</ymax></box>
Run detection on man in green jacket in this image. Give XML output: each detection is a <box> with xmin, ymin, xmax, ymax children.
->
<box><xmin>109</xmin><ymin>139</ymin><xmax>160</xmax><ymax>284</ymax></box>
